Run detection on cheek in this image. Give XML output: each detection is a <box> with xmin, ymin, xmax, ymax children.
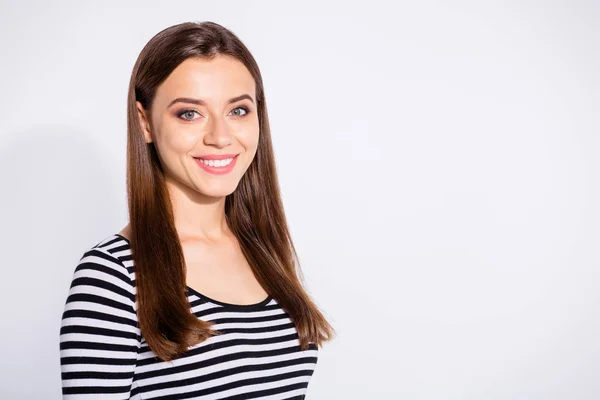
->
<box><xmin>239</xmin><ymin>126</ymin><xmax>260</xmax><ymax>152</ymax></box>
<box><xmin>162</xmin><ymin>127</ymin><xmax>199</xmax><ymax>153</ymax></box>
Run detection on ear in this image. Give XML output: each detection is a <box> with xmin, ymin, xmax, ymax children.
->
<box><xmin>136</xmin><ymin>101</ymin><xmax>153</xmax><ymax>143</ymax></box>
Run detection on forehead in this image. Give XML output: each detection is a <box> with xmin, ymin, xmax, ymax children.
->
<box><xmin>154</xmin><ymin>55</ymin><xmax>256</xmax><ymax>106</ymax></box>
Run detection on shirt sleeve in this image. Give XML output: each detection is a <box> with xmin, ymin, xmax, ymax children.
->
<box><xmin>59</xmin><ymin>246</ymin><xmax>141</xmax><ymax>399</ymax></box>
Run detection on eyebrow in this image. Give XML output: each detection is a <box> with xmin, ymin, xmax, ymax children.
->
<box><xmin>167</xmin><ymin>94</ymin><xmax>255</xmax><ymax>108</ymax></box>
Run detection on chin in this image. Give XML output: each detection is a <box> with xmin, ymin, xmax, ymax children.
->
<box><xmin>196</xmin><ymin>181</ymin><xmax>240</xmax><ymax>198</ymax></box>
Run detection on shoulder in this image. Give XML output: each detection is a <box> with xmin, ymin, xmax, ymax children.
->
<box><xmin>69</xmin><ymin>234</ymin><xmax>136</xmax><ymax>308</ymax></box>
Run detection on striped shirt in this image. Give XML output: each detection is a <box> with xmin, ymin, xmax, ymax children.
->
<box><xmin>59</xmin><ymin>233</ymin><xmax>319</xmax><ymax>399</ymax></box>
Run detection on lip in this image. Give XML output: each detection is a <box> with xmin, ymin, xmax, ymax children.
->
<box><xmin>195</xmin><ymin>153</ymin><xmax>239</xmax><ymax>160</ymax></box>
<box><xmin>194</xmin><ymin>154</ymin><xmax>239</xmax><ymax>175</ymax></box>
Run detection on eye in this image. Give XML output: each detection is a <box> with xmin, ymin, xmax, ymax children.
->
<box><xmin>230</xmin><ymin>106</ymin><xmax>250</xmax><ymax>117</ymax></box>
<box><xmin>177</xmin><ymin>109</ymin><xmax>201</xmax><ymax>121</ymax></box>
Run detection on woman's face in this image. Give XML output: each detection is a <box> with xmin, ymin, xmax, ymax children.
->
<box><xmin>137</xmin><ymin>54</ymin><xmax>260</xmax><ymax>198</ymax></box>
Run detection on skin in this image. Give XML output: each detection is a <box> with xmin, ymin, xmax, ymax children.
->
<box><xmin>119</xmin><ymin>54</ymin><xmax>268</xmax><ymax>305</ymax></box>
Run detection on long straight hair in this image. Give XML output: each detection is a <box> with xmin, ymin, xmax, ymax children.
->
<box><xmin>126</xmin><ymin>21</ymin><xmax>335</xmax><ymax>361</ymax></box>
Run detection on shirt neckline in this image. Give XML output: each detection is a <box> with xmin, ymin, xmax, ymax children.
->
<box><xmin>113</xmin><ymin>233</ymin><xmax>273</xmax><ymax>311</ymax></box>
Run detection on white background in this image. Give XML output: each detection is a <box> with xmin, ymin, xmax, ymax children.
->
<box><xmin>0</xmin><ymin>0</ymin><xmax>599</xmax><ymax>399</ymax></box>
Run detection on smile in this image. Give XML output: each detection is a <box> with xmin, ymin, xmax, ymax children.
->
<box><xmin>197</xmin><ymin>157</ymin><xmax>234</xmax><ymax>167</ymax></box>
<box><xmin>194</xmin><ymin>154</ymin><xmax>239</xmax><ymax>175</ymax></box>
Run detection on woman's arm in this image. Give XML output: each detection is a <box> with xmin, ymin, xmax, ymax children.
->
<box><xmin>59</xmin><ymin>246</ymin><xmax>140</xmax><ymax>399</ymax></box>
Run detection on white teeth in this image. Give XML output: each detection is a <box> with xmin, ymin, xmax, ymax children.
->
<box><xmin>199</xmin><ymin>157</ymin><xmax>233</xmax><ymax>167</ymax></box>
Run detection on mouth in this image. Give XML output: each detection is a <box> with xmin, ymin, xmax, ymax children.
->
<box><xmin>193</xmin><ymin>154</ymin><xmax>239</xmax><ymax>175</ymax></box>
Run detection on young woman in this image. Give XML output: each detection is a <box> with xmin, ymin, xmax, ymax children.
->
<box><xmin>59</xmin><ymin>21</ymin><xmax>335</xmax><ymax>399</ymax></box>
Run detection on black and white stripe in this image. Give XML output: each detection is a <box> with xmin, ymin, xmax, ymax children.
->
<box><xmin>60</xmin><ymin>234</ymin><xmax>319</xmax><ymax>399</ymax></box>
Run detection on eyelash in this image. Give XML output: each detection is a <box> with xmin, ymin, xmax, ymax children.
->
<box><xmin>177</xmin><ymin>106</ymin><xmax>250</xmax><ymax>121</ymax></box>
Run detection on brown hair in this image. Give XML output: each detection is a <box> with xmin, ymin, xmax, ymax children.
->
<box><xmin>126</xmin><ymin>21</ymin><xmax>335</xmax><ymax>361</ymax></box>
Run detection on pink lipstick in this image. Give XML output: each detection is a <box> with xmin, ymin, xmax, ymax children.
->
<box><xmin>193</xmin><ymin>154</ymin><xmax>239</xmax><ymax>175</ymax></box>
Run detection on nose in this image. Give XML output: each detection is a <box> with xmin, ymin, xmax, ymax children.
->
<box><xmin>203</xmin><ymin>113</ymin><xmax>232</xmax><ymax>148</ymax></box>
